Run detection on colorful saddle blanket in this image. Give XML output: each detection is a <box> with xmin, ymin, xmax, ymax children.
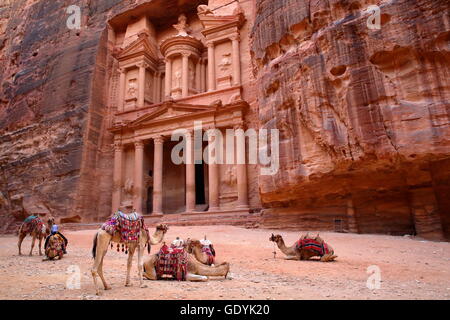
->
<box><xmin>156</xmin><ymin>244</ymin><xmax>188</xmax><ymax>281</ymax></box>
<box><xmin>21</xmin><ymin>216</ymin><xmax>44</xmax><ymax>235</ymax></box>
<box><xmin>101</xmin><ymin>211</ymin><xmax>147</xmax><ymax>243</ymax></box>
<box><xmin>295</xmin><ymin>238</ymin><xmax>331</xmax><ymax>257</ymax></box>
<box><xmin>202</xmin><ymin>245</ymin><xmax>215</xmax><ymax>265</ymax></box>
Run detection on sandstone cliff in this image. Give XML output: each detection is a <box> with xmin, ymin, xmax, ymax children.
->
<box><xmin>250</xmin><ymin>0</ymin><xmax>450</xmax><ymax>239</ymax></box>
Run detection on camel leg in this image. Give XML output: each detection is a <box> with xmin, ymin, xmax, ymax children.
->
<box><xmin>29</xmin><ymin>234</ymin><xmax>36</xmax><ymax>256</ymax></box>
<box><xmin>186</xmin><ymin>273</ymin><xmax>208</xmax><ymax>282</ymax></box>
<box><xmin>91</xmin><ymin>233</ymin><xmax>111</xmax><ymax>295</ymax></box>
<box><xmin>142</xmin><ymin>255</ymin><xmax>158</xmax><ymax>280</ymax></box>
<box><xmin>98</xmin><ymin>251</ymin><xmax>111</xmax><ymax>290</ymax></box>
<box><xmin>320</xmin><ymin>254</ymin><xmax>337</xmax><ymax>262</ymax></box>
<box><xmin>38</xmin><ymin>236</ymin><xmax>43</xmax><ymax>256</ymax></box>
<box><xmin>18</xmin><ymin>233</ymin><xmax>26</xmax><ymax>256</ymax></box>
<box><xmin>285</xmin><ymin>255</ymin><xmax>299</xmax><ymax>260</ymax></box>
<box><xmin>137</xmin><ymin>244</ymin><xmax>147</xmax><ymax>288</ymax></box>
<box><xmin>125</xmin><ymin>245</ymin><xmax>136</xmax><ymax>287</ymax></box>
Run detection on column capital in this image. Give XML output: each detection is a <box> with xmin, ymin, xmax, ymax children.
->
<box><xmin>181</xmin><ymin>52</ymin><xmax>191</xmax><ymax>58</ymax></box>
<box><xmin>134</xmin><ymin>140</ymin><xmax>144</xmax><ymax>149</ymax></box>
<box><xmin>118</xmin><ymin>67</ymin><xmax>126</xmax><ymax>74</ymax></box>
<box><xmin>114</xmin><ymin>141</ymin><xmax>123</xmax><ymax>151</ymax></box>
<box><xmin>137</xmin><ymin>62</ymin><xmax>149</xmax><ymax>69</ymax></box>
<box><xmin>153</xmin><ymin>135</ymin><xmax>165</xmax><ymax>144</ymax></box>
<box><xmin>233</xmin><ymin>122</ymin><xmax>245</xmax><ymax>130</ymax></box>
<box><xmin>230</xmin><ymin>35</ymin><xmax>240</xmax><ymax>42</ymax></box>
<box><xmin>164</xmin><ymin>57</ymin><xmax>172</xmax><ymax>63</ymax></box>
<box><xmin>206</xmin><ymin>41</ymin><xmax>215</xmax><ymax>48</ymax></box>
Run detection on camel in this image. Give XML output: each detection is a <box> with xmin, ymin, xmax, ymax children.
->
<box><xmin>269</xmin><ymin>233</ymin><xmax>337</xmax><ymax>262</ymax></box>
<box><xmin>142</xmin><ymin>251</ymin><xmax>229</xmax><ymax>282</ymax></box>
<box><xmin>18</xmin><ymin>216</ymin><xmax>54</xmax><ymax>256</ymax></box>
<box><xmin>186</xmin><ymin>238</ymin><xmax>219</xmax><ymax>266</ymax></box>
<box><xmin>43</xmin><ymin>233</ymin><xmax>65</xmax><ymax>261</ymax></box>
<box><xmin>91</xmin><ymin>221</ymin><xmax>168</xmax><ymax>295</ymax></box>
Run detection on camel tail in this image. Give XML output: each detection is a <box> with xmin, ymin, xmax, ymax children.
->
<box><xmin>92</xmin><ymin>232</ymin><xmax>98</xmax><ymax>259</ymax></box>
<box><xmin>147</xmin><ymin>243</ymin><xmax>150</xmax><ymax>254</ymax></box>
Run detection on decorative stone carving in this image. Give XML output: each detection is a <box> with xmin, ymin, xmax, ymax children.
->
<box><xmin>127</xmin><ymin>79</ymin><xmax>138</xmax><ymax>98</ymax></box>
<box><xmin>173</xmin><ymin>14</ymin><xmax>191</xmax><ymax>36</ymax></box>
<box><xmin>197</xmin><ymin>5</ymin><xmax>214</xmax><ymax>16</ymax></box>
<box><xmin>219</xmin><ymin>53</ymin><xmax>232</xmax><ymax>76</ymax></box>
<box><xmin>123</xmin><ymin>178</ymin><xmax>134</xmax><ymax>198</ymax></box>
<box><xmin>225</xmin><ymin>165</ymin><xmax>237</xmax><ymax>186</ymax></box>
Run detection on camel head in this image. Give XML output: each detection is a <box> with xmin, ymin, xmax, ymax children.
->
<box><xmin>186</xmin><ymin>239</ymin><xmax>202</xmax><ymax>253</ymax></box>
<box><xmin>156</xmin><ymin>224</ymin><xmax>169</xmax><ymax>234</ymax></box>
<box><xmin>269</xmin><ymin>233</ymin><xmax>283</xmax><ymax>243</ymax></box>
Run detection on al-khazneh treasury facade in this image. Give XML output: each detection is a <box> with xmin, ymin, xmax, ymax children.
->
<box><xmin>108</xmin><ymin>2</ymin><xmax>257</xmax><ymax>215</ymax></box>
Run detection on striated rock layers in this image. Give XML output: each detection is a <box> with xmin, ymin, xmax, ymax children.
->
<box><xmin>251</xmin><ymin>0</ymin><xmax>450</xmax><ymax>240</ymax></box>
<box><xmin>0</xmin><ymin>0</ymin><xmax>449</xmax><ymax>240</ymax></box>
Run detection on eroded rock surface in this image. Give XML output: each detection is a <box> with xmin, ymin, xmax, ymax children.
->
<box><xmin>250</xmin><ymin>0</ymin><xmax>450</xmax><ymax>239</ymax></box>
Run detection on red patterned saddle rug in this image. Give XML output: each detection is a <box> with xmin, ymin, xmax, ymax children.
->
<box><xmin>156</xmin><ymin>244</ymin><xmax>188</xmax><ymax>281</ymax></box>
<box><xmin>202</xmin><ymin>246</ymin><xmax>215</xmax><ymax>265</ymax></box>
<box><xmin>20</xmin><ymin>216</ymin><xmax>45</xmax><ymax>235</ymax></box>
<box><xmin>101</xmin><ymin>211</ymin><xmax>147</xmax><ymax>243</ymax></box>
<box><xmin>295</xmin><ymin>238</ymin><xmax>331</xmax><ymax>257</ymax></box>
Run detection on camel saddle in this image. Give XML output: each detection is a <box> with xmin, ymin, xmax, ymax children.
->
<box><xmin>156</xmin><ymin>244</ymin><xmax>188</xmax><ymax>281</ymax></box>
<box><xmin>45</xmin><ymin>234</ymin><xmax>65</xmax><ymax>259</ymax></box>
<box><xmin>295</xmin><ymin>238</ymin><xmax>331</xmax><ymax>257</ymax></box>
<box><xmin>201</xmin><ymin>245</ymin><xmax>215</xmax><ymax>265</ymax></box>
<box><xmin>101</xmin><ymin>211</ymin><xmax>147</xmax><ymax>243</ymax></box>
<box><xmin>20</xmin><ymin>216</ymin><xmax>44</xmax><ymax>235</ymax></box>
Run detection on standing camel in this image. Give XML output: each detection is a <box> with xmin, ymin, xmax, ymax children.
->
<box><xmin>18</xmin><ymin>216</ymin><xmax>54</xmax><ymax>256</ymax></box>
<box><xmin>269</xmin><ymin>233</ymin><xmax>337</xmax><ymax>262</ymax></box>
<box><xmin>91</xmin><ymin>219</ymin><xmax>168</xmax><ymax>295</ymax></box>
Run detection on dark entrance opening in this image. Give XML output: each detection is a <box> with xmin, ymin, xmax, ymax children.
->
<box><xmin>146</xmin><ymin>187</ymin><xmax>153</xmax><ymax>214</ymax></box>
<box><xmin>195</xmin><ymin>162</ymin><xmax>206</xmax><ymax>205</ymax></box>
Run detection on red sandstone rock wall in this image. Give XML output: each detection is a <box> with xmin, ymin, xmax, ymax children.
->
<box><xmin>250</xmin><ymin>0</ymin><xmax>450</xmax><ymax>239</ymax></box>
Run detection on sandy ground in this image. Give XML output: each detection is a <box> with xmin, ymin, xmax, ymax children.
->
<box><xmin>0</xmin><ymin>225</ymin><xmax>449</xmax><ymax>300</ymax></box>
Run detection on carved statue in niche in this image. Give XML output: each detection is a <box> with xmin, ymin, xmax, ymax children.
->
<box><xmin>173</xmin><ymin>70</ymin><xmax>182</xmax><ymax>88</ymax></box>
<box><xmin>146</xmin><ymin>76</ymin><xmax>152</xmax><ymax>93</ymax></box>
<box><xmin>173</xmin><ymin>14</ymin><xmax>191</xmax><ymax>36</ymax></box>
<box><xmin>122</xmin><ymin>178</ymin><xmax>134</xmax><ymax>201</ymax></box>
<box><xmin>224</xmin><ymin>165</ymin><xmax>237</xmax><ymax>186</ymax></box>
<box><xmin>218</xmin><ymin>53</ymin><xmax>232</xmax><ymax>76</ymax></box>
<box><xmin>189</xmin><ymin>63</ymin><xmax>195</xmax><ymax>87</ymax></box>
<box><xmin>127</xmin><ymin>78</ymin><xmax>137</xmax><ymax>98</ymax></box>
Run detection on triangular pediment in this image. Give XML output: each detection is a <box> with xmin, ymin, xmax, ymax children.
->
<box><xmin>117</xmin><ymin>35</ymin><xmax>157</xmax><ymax>61</ymax></box>
<box><xmin>131</xmin><ymin>102</ymin><xmax>216</xmax><ymax>127</ymax></box>
<box><xmin>199</xmin><ymin>13</ymin><xmax>245</xmax><ymax>31</ymax></box>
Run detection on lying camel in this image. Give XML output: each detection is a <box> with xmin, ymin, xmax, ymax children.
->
<box><xmin>143</xmin><ymin>251</ymin><xmax>229</xmax><ymax>282</ymax></box>
<box><xmin>43</xmin><ymin>233</ymin><xmax>65</xmax><ymax>261</ymax></box>
<box><xmin>18</xmin><ymin>216</ymin><xmax>54</xmax><ymax>256</ymax></box>
<box><xmin>269</xmin><ymin>233</ymin><xmax>337</xmax><ymax>262</ymax></box>
<box><xmin>186</xmin><ymin>238</ymin><xmax>219</xmax><ymax>266</ymax></box>
<box><xmin>91</xmin><ymin>223</ymin><xmax>168</xmax><ymax>295</ymax></box>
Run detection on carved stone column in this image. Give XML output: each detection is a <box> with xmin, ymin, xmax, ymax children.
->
<box><xmin>207</xmin><ymin>129</ymin><xmax>220</xmax><ymax>211</ymax></box>
<box><xmin>207</xmin><ymin>42</ymin><xmax>216</xmax><ymax>92</ymax></box>
<box><xmin>347</xmin><ymin>198</ymin><xmax>358</xmax><ymax>233</ymax></box>
<box><xmin>118</xmin><ymin>68</ymin><xmax>126</xmax><ymax>112</ymax></box>
<box><xmin>185</xmin><ymin>130</ymin><xmax>196</xmax><ymax>213</ymax></box>
<box><xmin>182</xmin><ymin>53</ymin><xmax>190</xmax><ymax>98</ymax></box>
<box><xmin>112</xmin><ymin>141</ymin><xmax>123</xmax><ymax>212</ymax></box>
<box><xmin>152</xmin><ymin>136</ymin><xmax>164</xmax><ymax>215</ymax></box>
<box><xmin>195</xmin><ymin>59</ymin><xmax>201</xmax><ymax>92</ymax></box>
<box><xmin>235</xmin><ymin>124</ymin><xmax>249</xmax><ymax>209</ymax></box>
<box><xmin>133</xmin><ymin>140</ymin><xmax>144</xmax><ymax>213</ymax></box>
<box><xmin>164</xmin><ymin>58</ymin><xmax>172</xmax><ymax>99</ymax></box>
<box><xmin>138</xmin><ymin>63</ymin><xmax>146</xmax><ymax>108</ymax></box>
<box><xmin>156</xmin><ymin>72</ymin><xmax>161</xmax><ymax>103</ymax></box>
<box><xmin>231</xmin><ymin>36</ymin><xmax>241</xmax><ymax>86</ymax></box>
<box><xmin>200</xmin><ymin>59</ymin><xmax>206</xmax><ymax>93</ymax></box>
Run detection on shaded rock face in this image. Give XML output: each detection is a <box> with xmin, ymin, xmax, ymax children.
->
<box><xmin>250</xmin><ymin>0</ymin><xmax>450</xmax><ymax>239</ymax></box>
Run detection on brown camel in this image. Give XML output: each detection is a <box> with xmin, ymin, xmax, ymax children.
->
<box><xmin>43</xmin><ymin>233</ymin><xmax>65</xmax><ymax>261</ymax></box>
<box><xmin>18</xmin><ymin>216</ymin><xmax>54</xmax><ymax>256</ymax></box>
<box><xmin>143</xmin><ymin>251</ymin><xmax>229</xmax><ymax>282</ymax></box>
<box><xmin>91</xmin><ymin>222</ymin><xmax>168</xmax><ymax>295</ymax></box>
<box><xmin>269</xmin><ymin>233</ymin><xmax>337</xmax><ymax>262</ymax></box>
<box><xmin>186</xmin><ymin>238</ymin><xmax>220</xmax><ymax>266</ymax></box>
